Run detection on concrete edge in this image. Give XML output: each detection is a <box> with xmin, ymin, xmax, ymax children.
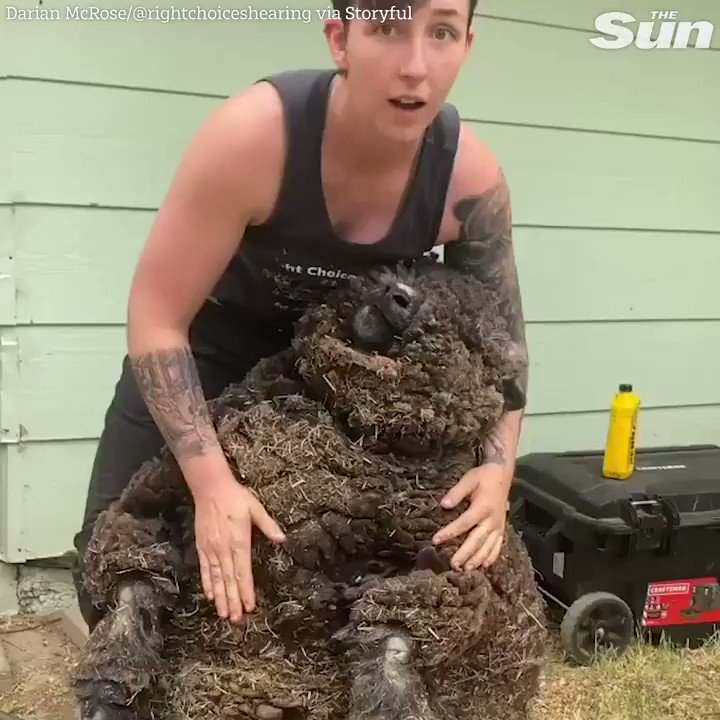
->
<box><xmin>60</xmin><ymin>606</ymin><xmax>89</xmax><ymax>649</ymax></box>
<box><xmin>0</xmin><ymin>562</ymin><xmax>19</xmax><ymax>617</ymax></box>
<box><xmin>0</xmin><ymin>639</ymin><xmax>13</xmax><ymax>693</ymax></box>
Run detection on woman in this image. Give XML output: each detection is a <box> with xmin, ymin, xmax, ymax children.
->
<box><xmin>73</xmin><ymin>0</ymin><xmax>528</xmax><ymax>632</ymax></box>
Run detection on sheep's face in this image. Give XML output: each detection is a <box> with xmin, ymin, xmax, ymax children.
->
<box><xmin>347</xmin><ymin>273</ymin><xmax>424</xmax><ymax>355</ymax></box>
<box><xmin>293</xmin><ymin>258</ymin><xmax>524</xmax><ymax>455</ymax></box>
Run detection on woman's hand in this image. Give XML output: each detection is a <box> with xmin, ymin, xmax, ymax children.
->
<box><xmin>432</xmin><ymin>464</ymin><xmax>510</xmax><ymax>571</ymax></box>
<box><xmin>193</xmin><ymin>471</ymin><xmax>286</xmax><ymax>623</ymax></box>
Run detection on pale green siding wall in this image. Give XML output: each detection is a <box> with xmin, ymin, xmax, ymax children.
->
<box><xmin>1</xmin><ymin>0</ymin><xmax>719</xmax><ymax>561</ymax></box>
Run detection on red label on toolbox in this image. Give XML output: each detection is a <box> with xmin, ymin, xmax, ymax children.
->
<box><xmin>643</xmin><ymin>577</ymin><xmax>720</xmax><ymax>627</ymax></box>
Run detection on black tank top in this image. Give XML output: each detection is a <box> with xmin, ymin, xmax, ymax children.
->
<box><xmin>191</xmin><ymin>68</ymin><xmax>460</xmax><ymax>367</ymax></box>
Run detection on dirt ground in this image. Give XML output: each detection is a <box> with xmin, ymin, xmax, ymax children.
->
<box><xmin>0</xmin><ymin>614</ymin><xmax>79</xmax><ymax>720</ymax></box>
<box><xmin>1</xmin><ymin>611</ymin><xmax>718</xmax><ymax>720</ymax></box>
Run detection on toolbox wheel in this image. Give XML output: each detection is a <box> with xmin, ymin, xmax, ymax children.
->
<box><xmin>560</xmin><ymin>591</ymin><xmax>635</xmax><ymax>665</ymax></box>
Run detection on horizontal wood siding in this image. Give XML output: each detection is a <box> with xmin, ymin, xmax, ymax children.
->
<box><xmin>11</xmin><ymin>207</ymin><xmax>720</xmax><ymax>325</ymax></box>
<box><xmin>12</xmin><ymin>206</ymin><xmax>145</xmax><ymax>325</ymax></box>
<box><xmin>2</xmin><ymin>442</ymin><xmax>95</xmax><ymax>562</ymax></box>
<box><xmin>6</xmin><ymin>79</ymin><xmax>720</xmax><ymax>229</ymax></box>
<box><xmin>521</xmin><ymin>405</ymin><xmax>720</xmax><ymax>454</ymax></box>
<box><xmin>6</xmin><ymin>321</ymin><xmax>719</xmax><ymax>442</ymax></box>
<box><xmin>1</xmin><ymin>0</ymin><xmax>718</xmax><ymax>560</ymax></box>
<box><xmin>6</xmin><ymin>402</ymin><xmax>720</xmax><ymax>562</ymax></box>
<box><xmin>5</xmin><ymin>4</ymin><xmax>719</xmax><ymax>133</ymax></box>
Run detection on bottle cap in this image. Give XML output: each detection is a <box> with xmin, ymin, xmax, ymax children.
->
<box><xmin>619</xmin><ymin>383</ymin><xmax>633</xmax><ymax>392</ymax></box>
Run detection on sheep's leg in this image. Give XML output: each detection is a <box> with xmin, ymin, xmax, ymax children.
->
<box><xmin>339</xmin><ymin>625</ymin><xmax>439</xmax><ymax>720</ymax></box>
<box><xmin>73</xmin><ymin>575</ymin><xmax>166</xmax><ymax>720</ymax></box>
<box><xmin>334</xmin><ymin>567</ymin><xmax>493</xmax><ymax>720</ymax></box>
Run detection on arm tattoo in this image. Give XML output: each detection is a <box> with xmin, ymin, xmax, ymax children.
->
<box><xmin>130</xmin><ymin>346</ymin><xmax>219</xmax><ymax>460</ymax></box>
<box><xmin>445</xmin><ymin>168</ymin><xmax>529</xmax><ymax>409</ymax></box>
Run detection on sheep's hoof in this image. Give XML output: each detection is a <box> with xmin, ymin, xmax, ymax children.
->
<box><xmin>72</xmin><ymin>577</ymin><xmax>165</xmax><ymax>720</ymax></box>
<box><xmin>81</xmin><ymin>707</ymin><xmax>129</xmax><ymax>720</ymax></box>
<box><xmin>78</xmin><ymin>687</ymin><xmax>136</xmax><ymax>720</ymax></box>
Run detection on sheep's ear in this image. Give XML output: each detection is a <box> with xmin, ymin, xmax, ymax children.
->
<box><xmin>348</xmin><ymin>275</ymin><xmax>364</xmax><ymax>293</ymax></box>
<box><xmin>395</xmin><ymin>261</ymin><xmax>415</xmax><ymax>284</ymax></box>
<box><xmin>368</xmin><ymin>267</ymin><xmax>392</xmax><ymax>287</ymax></box>
<box><xmin>452</xmin><ymin>196</ymin><xmax>481</xmax><ymax>223</ymax></box>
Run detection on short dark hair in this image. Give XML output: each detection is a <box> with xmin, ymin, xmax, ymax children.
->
<box><xmin>331</xmin><ymin>0</ymin><xmax>477</xmax><ymax>31</ymax></box>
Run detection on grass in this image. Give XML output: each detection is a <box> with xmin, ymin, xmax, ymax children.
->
<box><xmin>530</xmin><ymin>630</ymin><xmax>720</xmax><ymax>720</ymax></box>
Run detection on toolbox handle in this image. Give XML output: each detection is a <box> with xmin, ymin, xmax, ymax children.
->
<box><xmin>512</xmin><ymin>479</ymin><xmax>635</xmax><ymax>534</ymax></box>
<box><xmin>513</xmin><ymin>478</ymin><xmax>720</xmax><ymax>532</ymax></box>
<box><xmin>618</xmin><ymin>499</ymin><xmax>720</xmax><ymax>530</ymax></box>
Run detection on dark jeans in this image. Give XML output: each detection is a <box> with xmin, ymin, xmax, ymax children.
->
<box><xmin>71</xmin><ymin>302</ymin><xmax>290</xmax><ymax>631</ymax></box>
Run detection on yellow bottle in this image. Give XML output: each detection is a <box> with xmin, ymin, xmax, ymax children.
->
<box><xmin>602</xmin><ymin>384</ymin><xmax>641</xmax><ymax>480</ymax></box>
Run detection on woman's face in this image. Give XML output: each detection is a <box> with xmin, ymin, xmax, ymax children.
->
<box><xmin>325</xmin><ymin>0</ymin><xmax>474</xmax><ymax>144</ymax></box>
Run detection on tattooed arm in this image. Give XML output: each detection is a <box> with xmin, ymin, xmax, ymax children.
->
<box><xmin>446</xmin><ymin>161</ymin><xmax>527</xmax><ymax>476</ymax></box>
<box><xmin>444</xmin><ymin>166</ymin><xmax>528</xmax><ymax>412</ymax></box>
<box><xmin>433</xmin><ymin>129</ymin><xmax>527</xmax><ymax>569</ymax></box>
<box><xmin>130</xmin><ymin>346</ymin><xmax>220</xmax><ymax>459</ymax></box>
<box><xmin>126</xmin><ymin>83</ymin><xmax>287</xmax><ymax>623</ymax></box>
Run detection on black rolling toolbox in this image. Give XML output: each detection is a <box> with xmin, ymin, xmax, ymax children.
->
<box><xmin>509</xmin><ymin>444</ymin><xmax>720</xmax><ymax>664</ymax></box>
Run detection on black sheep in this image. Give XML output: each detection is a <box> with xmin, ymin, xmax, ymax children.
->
<box><xmin>72</xmin><ymin>257</ymin><xmax>547</xmax><ymax>720</ymax></box>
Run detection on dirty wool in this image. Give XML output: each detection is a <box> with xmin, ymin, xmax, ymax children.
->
<box><xmin>72</xmin><ymin>259</ymin><xmax>547</xmax><ymax>720</ymax></box>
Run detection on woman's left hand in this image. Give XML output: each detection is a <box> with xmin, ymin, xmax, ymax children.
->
<box><xmin>432</xmin><ymin>464</ymin><xmax>511</xmax><ymax>571</ymax></box>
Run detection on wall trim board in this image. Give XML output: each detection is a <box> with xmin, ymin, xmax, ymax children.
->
<box><xmin>0</xmin><ymin>207</ymin><xmax>16</xmax><ymax>325</ymax></box>
<box><xmin>0</xmin><ymin>333</ymin><xmax>19</xmax><ymax>445</ymax></box>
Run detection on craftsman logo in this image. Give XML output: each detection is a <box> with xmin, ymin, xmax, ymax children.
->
<box><xmin>590</xmin><ymin>11</ymin><xmax>715</xmax><ymax>49</ymax></box>
<box><xmin>649</xmin><ymin>583</ymin><xmax>690</xmax><ymax>595</ymax></box>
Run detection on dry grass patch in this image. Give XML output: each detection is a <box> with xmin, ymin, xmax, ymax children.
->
<box><xmin>531</xmin><ymin>632</ymin><xmax>720</xmax><ymax>720</ymax></box>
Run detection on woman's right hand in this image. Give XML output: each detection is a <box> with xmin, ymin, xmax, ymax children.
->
<box><xmin>192</xmin><ymin>471</ymin><xmax>286</xmax><ymax>623</ymax></box>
